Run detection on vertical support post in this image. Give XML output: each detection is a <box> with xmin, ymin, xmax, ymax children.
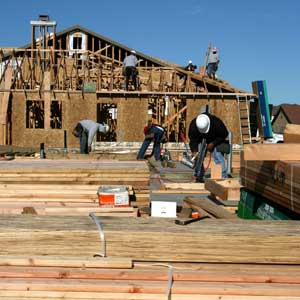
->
<box><xmin>64</xmin><ymin>129</ymin><xmax>68</xmax><ymax>153</ymax></box>
<box><xmin>227</xmin><ymin>131</ymin><xmax>233</xmax><ymax>176</ymax></box>
<box><xmin>43</xmin><ymin>71</ymin><xmax>51</xmax><ymax>129</ymax></box>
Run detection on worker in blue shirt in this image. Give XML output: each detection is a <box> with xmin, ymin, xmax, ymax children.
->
<box><xmin>123</xmin><ymin>50</ymin><xmax>139</xmax><ymax>91</ymax></box>
<box><xmin>137</xmin><ymin>121</ymin><xmax>167</xmax><ymax>161</ymax></box>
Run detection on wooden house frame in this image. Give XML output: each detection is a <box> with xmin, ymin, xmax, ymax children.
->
<box><xmin>0</xmin><ymin>19</ymin><xmax>257</xmax><ymax>150</ymax></box>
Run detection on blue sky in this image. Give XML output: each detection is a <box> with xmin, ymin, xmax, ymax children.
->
<box><xmin>0</xmin><ymin>0</ymin><xmax>299</xmax><ymax>105</ymax></box>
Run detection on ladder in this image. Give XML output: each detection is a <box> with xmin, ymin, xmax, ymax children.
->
<box><xmin>237</xmin><ymin>95</ymin><xmax>252</xmax><ymax>144</ymax></box>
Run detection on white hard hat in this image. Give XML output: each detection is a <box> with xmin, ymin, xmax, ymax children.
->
<box><xmin>188</xmin><ymin>60</ymin><xmax>193</xmax><ymax>64</ymax></box>
<box><xmin>131</xmin><ymin>50</ymin><xmax>136</xmax><ymax>54</ymax></box>
<box><xmin>196</xmin><ymin>114</ymin><xmax>210</xmax><ymax>133</ymax></box>
<box><xmin>212</xmin><ymin>47</ymin><xmax>217</xmax><ymax>52</ymax></box>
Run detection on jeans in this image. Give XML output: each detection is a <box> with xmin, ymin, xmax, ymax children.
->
<box><xmin>137</xmin><ymin>128</ymin><xmax>164</xmax><ymax>161</ymax></box>
<box><xmin>80</xmin><ymin>131</ymin><xmax>88</xmax><ymax>154</ymax></box>
<box><xmin>125</xmin><ymin>66</ymin><xmax>138</xmax><ymax>90</ymax></box>
<box><xmin>195</xmin><ymin>147</ymin><xmax>227</xmax><ymax>180</ymax></box>
<box><xmin>212</xmin><ymin>148</ymin><xmax>227</xmax><ymax>178</ymax></box>
<box><xmin>207</xmin><ymin>63</ymin><xmax>217</xmax><ymax>78</ymax></box>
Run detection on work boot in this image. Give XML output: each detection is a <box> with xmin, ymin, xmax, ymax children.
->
<box><xmin>195</xmin><ymin>177</ymin><xmax>205</xmax><ymax>183</ymax></box>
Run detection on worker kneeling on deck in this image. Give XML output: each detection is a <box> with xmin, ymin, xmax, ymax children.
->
<box><xmin>137</xmin><ymin>120</ymin><xmax>167</xmax><ymax>161</ymax></box>
<box><xmin>188</xmin><ymin>113</ymin><xmax>229</xmax><ymax>182</ymax></box>
<box><xmin>73</xmin><ymin>120</ymin><xmax>109</xmax><ymax>154</ymax></box>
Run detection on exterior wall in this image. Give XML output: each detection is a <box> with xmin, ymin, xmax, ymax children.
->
<box><xmin>11</xmin><ymin>92</ymin><xmax>242</xmax><ymax>148</ymax></box>
<box><xmin>272</xmin><ymin>111</ymin><xmax>289</xmax><ymax>134</ymax></box>
<box><xmin>11</xmin><ymin>92</ymin><xmax>148</xmax><ymax>149</ymax></box>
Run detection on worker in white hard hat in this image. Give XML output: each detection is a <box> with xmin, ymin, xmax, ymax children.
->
<box><xmin>72</xmin><ymin>120</ymin><xmax>110</xmax><ymax>154</ymax></box>
<box><xmin>185</xmin><ymin>60</ymin><xmax>197</xmax><ymax>72</ymax></box>
<box><xmin>206</xmin><ymin>47</ymin><xmax>219</xmax><ymax>80</ymax></box>
<box><xmin>123</xmin><ymin>49</ymin><xmax>139</xmax><ymax>91</ymax></box>
<box><xmin>188</xmin><ymin>112</ymin><xmax>229</xmax><ymax>182</ymax></box>
<box><xmin>180</xmin><ymin>60</ymin><xmax>197</xmax><ymax>87</ymax></box>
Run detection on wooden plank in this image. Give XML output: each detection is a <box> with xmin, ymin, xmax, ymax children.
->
<box><xmin>0</xmin><ymin>291</ymin><xmax>168</xmax><ymax>300</ymax></box>
<box><xmin>210</xmin><ymin>161</ymin><xmax>222</xmax><ymax>179</ymax></box>
<box><xmin>161</xmin><ymin>183</ymin><xmax>205</xmax><ymax>190</ymax></box>
<box><xmin>0</xmin><ymin>293</ymin><xmax>299</xmax><ymax>300</ymax></box>
<box><xmin>205</xmin><ymin>179</ymin><xmax>241</xmax><ymax>201</ymax></box>
<box><xmin>184</xmin><ymin>197</ymin><xmax>238</xmax><ymax>219</ymax></box>
<box><xmin>0</xmin><ymin>256</ymin><xmax>132</xmax><ymax>268</ymax></box>
<box><xmin>243</xmin><ymin>144</ymin><xmax>300</xmax><ymax>161</ymax></box>
<box><xmin>152</xmin><ymin>190</ymin><xmax>208</xmax><ymax>195</ymax></box>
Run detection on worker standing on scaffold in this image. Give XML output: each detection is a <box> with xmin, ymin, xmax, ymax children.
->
<box><xmin>188</xmin><ymin>113</ymin><xmax>229</xmax><ymax>182</ymax></box>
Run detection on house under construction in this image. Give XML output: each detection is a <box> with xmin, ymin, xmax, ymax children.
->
<box><xmin>0</xmin><ymin>15</ymin><xmax>258</xmax><ymax>150</ymax></box>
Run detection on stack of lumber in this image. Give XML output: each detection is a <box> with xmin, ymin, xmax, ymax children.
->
<box><xmin>0</xmin><ymin>183</ymin><xmax>138</xmax><ymax>216</ymax></box>
<box><xmin>241</xmin><ymin>144</ymin><xmax>300</xmax><ymax>215</ymax></box>
<box><xmin>0</xmin><ymin>159</ymin><xmax>150</xmax><ymax>186</ymax></box>
<box><xmin>0</xmin><ymin>256</ymin><xmax>299</xmax><ymax>299</ymax></box>
<box><xmin>204</xmin><ymin>178</ymin><xmax>241</xmax><ymax>213</ymax></box>
<box><xmin>1</xmin><ymin>215</ymin><xmax>300</xmax><ymax>264</ymax></box>
<box><xmin>0</xmin><ymin>159</ymin><xmax>150</xmax><ymax>214</ymax></box>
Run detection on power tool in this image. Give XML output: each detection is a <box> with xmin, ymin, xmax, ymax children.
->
<box><xmin>181</xmin><ymin>138</ymin><xmax>207</xmax><ymax>175</ymax></box>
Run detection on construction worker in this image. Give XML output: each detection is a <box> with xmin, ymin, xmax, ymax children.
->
<box><xmin>123</xmin><ymin>49</ymin><xmax>139</xmax><ymax>91</ymax></box>
<box><xmin>136</xmin><ymin>121</ymin><xmax>167</xmax><ymax>161</ymax></box>
<box><xmin>185</xmin><ymin>60</ymin><xmax>197</xmax><ymax>72</ymax></box>
<box><xmin>188</xmin><ymin>113</ymin><xmax>228</xmax><ymax>182</ymax></box>
<box><xmin>206</xmin><ymin>47</ymin><xmax>219</xmax><ymax>79</ymax></box>
<box><xmin>72</xmin><ymin>120</ymin><xmax>109</xmax><ymax>154</ymax></box>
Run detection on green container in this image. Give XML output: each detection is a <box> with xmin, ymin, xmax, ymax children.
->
<box><xmin>238</xmin><ymin>188</ymin><xmax>291</xmax><ymax>220</ymax></box>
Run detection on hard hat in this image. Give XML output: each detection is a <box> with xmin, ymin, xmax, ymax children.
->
<box><xmin>131</xmin><ymin>50</ymin><xmax>136</xmax><ymax>54</ymax></box>
<box><xmin>188</xmin><ymin>60</ymin><xmax>193</xmax><ymax>64</ymax></box>
<box><xmin>196</xmin><ymin>114</ymin><xmax>210</xmax><ymax>134</ymax></box>
<box><xmin>212</xmin><ymin>47</ymin><xmax>217</xmax><ymax>52</ymax></box>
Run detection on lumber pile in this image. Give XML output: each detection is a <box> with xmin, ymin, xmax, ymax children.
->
<box><xmin>0</xmin><ymin>257</ymin><xmax>299</xmax><ymax>299</ymax></box>
<box><xmin>0</xmin><ymin>159</ymin><xmax>150</xmax><ymax>214</ymax></box>
<box><xmin>0</xmin><ymin>183</ymin><xmax>139</xmax><ymax>216</ymax></box>
<box><xmin>241</xmin><ymin>144</ymin><xmax>300</xmax><ymax>215</ymax></box>
<box><xmin>1</xmin><ymin>215</ymin><xmax>300</xmax><ymax>264</ymax></box>
<box><xmin>0</xmin><ymin>159</ymin><xmax>150</xmax><ymax>186</ymax></box>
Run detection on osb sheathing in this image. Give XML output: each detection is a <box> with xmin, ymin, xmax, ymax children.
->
<box><xmin>186</xmin><ymin>98</ymin><xmax>241</xmax><ymax>144</ymax></box>
<box><xmin>113</xmin><ymin>96</ymin><xmax>148</xmax><ymax>142</ymax></box>
<box><xmin>11</xmin><ymin>92</ymin><xmax>149</xmax><ymax>148</ymax></box>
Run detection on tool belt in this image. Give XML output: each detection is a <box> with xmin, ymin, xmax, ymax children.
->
<box><xmin>216</xmin><ymin>142</ymin><xmax>230</xmax><ymax>154</ymax></box>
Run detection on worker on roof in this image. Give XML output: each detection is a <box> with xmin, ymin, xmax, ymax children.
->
<box><xmin>136</xmin><ymin>120</ymin><xmax>167</xmax><ymax>162</ymax></box>
<box><xmin>188</xmin><ymin>112</ymin><xmax>229</xmax><ymax>182</ymax></box>
<box><xmin>123</xmin><ymin>50</ymin><xmax>139</xmax><ymax>91</ymax></box>
<box><xmin>72</xmin><ymin>120</ymin><xmax>109</xmax><ymax>154</ymax></box>
<box><xmin>206</xmin><ymin>47</ymin><xmax>220</xmax><ymax>80</ymax></box>
<box><xmin>185</xmin><ymin>60</ymin><xmax>197</xmax><ymax>72</ymax></box>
